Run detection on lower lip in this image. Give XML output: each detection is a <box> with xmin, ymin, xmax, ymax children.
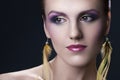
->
<box><xmin>66</xmin><ymin>46</ymin><xmax>86</xmax><ymax>52</ymax></box>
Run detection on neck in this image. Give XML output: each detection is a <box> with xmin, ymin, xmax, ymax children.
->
<box><xmin>50</xmin><ymin>57</ymin><xmax>97</xmax><ymax>80</ymax></box>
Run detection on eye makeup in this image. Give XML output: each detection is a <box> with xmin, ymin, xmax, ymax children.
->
<box><xmin>80</xmin><ymin>13</ymin><xmax>99</xmax><ymax>22</ymax></box>
<box><xmin>50</xmin><ymin>15</ymin><xmax>66</xmax><ymax>24</ymax></box>
<box><xmin>79</xmin><ymin>10</ymin><xmax>100</xmax><ymax>22</ymax></box>
<box><xmin>47</xmin><ymin>9</ymin><xmax>100</xmax><ymax>24</ymax></box>
<box><xmin>48</xmin><ymin>12</ymin><xmax>67</xmax><ymax>24</ymax></box>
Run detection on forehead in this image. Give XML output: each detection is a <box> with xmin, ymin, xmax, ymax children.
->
<box><xmin>44</xmin><ymin>0</ymin><xmax>102</xmax><ymax>13</ymax></box>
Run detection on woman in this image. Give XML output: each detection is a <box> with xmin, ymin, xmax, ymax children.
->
<box><xmin>0</xmin><ymin>0</ymin><xmax>112</xmax><ymax>80</ymax></box>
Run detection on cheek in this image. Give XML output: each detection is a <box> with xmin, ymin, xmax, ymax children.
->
<box><xmin>48</xmin><ymin>29</ymin><xmax>66</xmax><ymax>56</ymax></box>
<box><xmin>83</xmin><ymin>21</ymin><xmax>105</xmax><ymax>57</ymax></box>
<box><xmin>46</xmin><ymin>23</ymin><xmax>66</xmax><ymax>50</ymax></box>
<box><xmin>84</xmin><ymin>22</ymin><xmax>105</xmax><ymax>45</ymax></box>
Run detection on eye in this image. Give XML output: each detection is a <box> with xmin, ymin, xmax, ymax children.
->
<box><xmin>50</xmin><ymin>16</ymin><xmax>66</xmax><ymax>24</ymax></box>
<box><xmin>80</xmin><ymin>14</ymin><xmax>98</xmax><ymax>22</ymax></box>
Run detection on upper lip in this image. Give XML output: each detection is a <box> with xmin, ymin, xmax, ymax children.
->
<box><xmin>66</xmin><ymin>44</ymin><xmax>87</xmax><ymax>48</ymax></box>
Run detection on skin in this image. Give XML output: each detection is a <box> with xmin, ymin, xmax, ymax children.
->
<box><xmin>44</xmin><ymin>0</ymin><xmax>104</xmax><ymax>67</ymax></box>
<box><xmin>44</xmin><ymin>0</ymin><xmax>110</xmax><ymax>80</ymax></box>
<box><xmin>0</xmin><ymin>0</ymin><xmax>111</xmax><ymax>80</ymax></box>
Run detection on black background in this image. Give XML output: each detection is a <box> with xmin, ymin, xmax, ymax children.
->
<box><xmin>1</xmin><ymin>0</ymin><xmax>120</xmax><ymax>80</ymax></box>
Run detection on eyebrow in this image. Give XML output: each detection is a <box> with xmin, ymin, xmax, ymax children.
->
<box><xmin>48</xmin><ymin>9</ymin><xmax>100</xmax><ymax>17</ymax></box>
<box><xmin>48</xmin><ymin>11</ymin><xmax>67</xmax><ymax>17</ymax></box>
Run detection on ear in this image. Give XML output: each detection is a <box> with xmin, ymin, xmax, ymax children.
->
<box><xmin>105</xmin><ymin>11</ymin><xmax>111</xmax><ymax>35</ymax></box>
<box><xmin>43</xmin><ymin>16</ymin><xmax>51</xmax><ymax>38</ymax></box>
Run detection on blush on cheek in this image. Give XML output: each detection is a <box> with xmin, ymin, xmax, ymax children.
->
<box><xmin>93</xmin><ymin>22</ymin><xmax>105</xmax><ymax>39</ymax></box>
<box><xmin>85</xmin><ymin>23</ymin><xmax>104</xmax><ymax>45</ymax></box>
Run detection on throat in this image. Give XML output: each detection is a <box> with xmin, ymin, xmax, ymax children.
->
<box><xmin>50</xmin><ymin>58</ymin><xmax>97</xmax><ymax>80</ymax></box>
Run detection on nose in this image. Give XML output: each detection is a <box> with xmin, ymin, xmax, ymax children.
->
<box><xmin>69</xmin><ymin>22</ymin><xmax>82</xmax><ymax>40</ymax></box>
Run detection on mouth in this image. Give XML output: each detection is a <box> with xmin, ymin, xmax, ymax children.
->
<box><xmin>66</xmin><ymin>44</ymin><xmax>87</xmax><ymax>52</ymax></box>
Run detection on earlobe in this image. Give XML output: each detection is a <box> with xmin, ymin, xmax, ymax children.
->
<box><xmin>105</xmin><ymin>11</ymin><xmax>111</xmax><ymax>35</ymax></box>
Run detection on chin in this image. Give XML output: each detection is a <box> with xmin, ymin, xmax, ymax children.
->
<box><xmin>67</xmin><ymin>56</ymin><xmax>92</xmax><ymax>67</ymax></box>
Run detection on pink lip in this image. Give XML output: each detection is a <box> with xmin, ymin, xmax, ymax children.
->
<box><xmin>66</xmin><ymin>44</ymin><xmax>87</xmax><ymax>52</ymax></box>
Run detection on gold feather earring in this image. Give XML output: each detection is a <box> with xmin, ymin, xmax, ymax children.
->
<box><xmin>43</xmin><ymin>39</ymin><xmax>52</xmax><ymax>80</ymax></box>
<box><xmin>97</xmin><ymin>37</ymin><xmax>112</xmax><ymax>80</ymax></box>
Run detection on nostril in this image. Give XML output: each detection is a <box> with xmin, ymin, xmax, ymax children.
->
<box><xmin>70</xmin><ymin>34</ymin><xmax>82</xmax><ymax>40</ymax></box>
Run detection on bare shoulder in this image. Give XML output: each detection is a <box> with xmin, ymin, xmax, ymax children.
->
<box><xmin>0</xmin><ymin>65</ymin><xmax>43</xmax><ymax>80</ymax></box>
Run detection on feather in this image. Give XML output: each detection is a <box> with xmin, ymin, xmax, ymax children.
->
<box><xmin>43</xmin><ymin>43</ymin><xmax>52</xmax><ymax>80</ymax></box>
<box><xmin>97</xmin><ymin>38</ymin><xmax>112</xmax><ymax>80</ymax></box>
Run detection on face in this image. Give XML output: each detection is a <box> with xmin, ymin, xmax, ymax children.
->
<box><xmin>43</xmin><ymin>0</ymin><xmax>110</xmax><ymax>67</ymax></box>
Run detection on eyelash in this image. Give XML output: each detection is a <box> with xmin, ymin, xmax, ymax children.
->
<box><xmin>50</xmin><ymin>16</ymin><xmax>66</xmax><ymax>24</ymax></box>
<box><xmin>80</xmin><ymin>14</ymin><xmax>98</xmax><ymax>22</ymax></box>
<box><xmin>50</xmin><ymin>14</ymin><xmax>98</xmax><ymax>24</ymax></box>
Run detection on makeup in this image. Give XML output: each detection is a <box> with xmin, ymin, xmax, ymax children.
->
<box><xmin>66</xmin><ymin>44</ymin><xmax>87</xmax><ymax>52</ymax></box>
<box><xmin>48</xmin><ymin>12</ymin><xmax>67</xmax><ymax>24</ymax></box>
<box><xmin>79</xmin><ymin>10</ymin><xmax>100</xmax><ymax>22</ymax></box>
<box><xmin>50</xmin><ymin>16</ymin><xmax>66</xmax><ymax>24</ymax></box>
